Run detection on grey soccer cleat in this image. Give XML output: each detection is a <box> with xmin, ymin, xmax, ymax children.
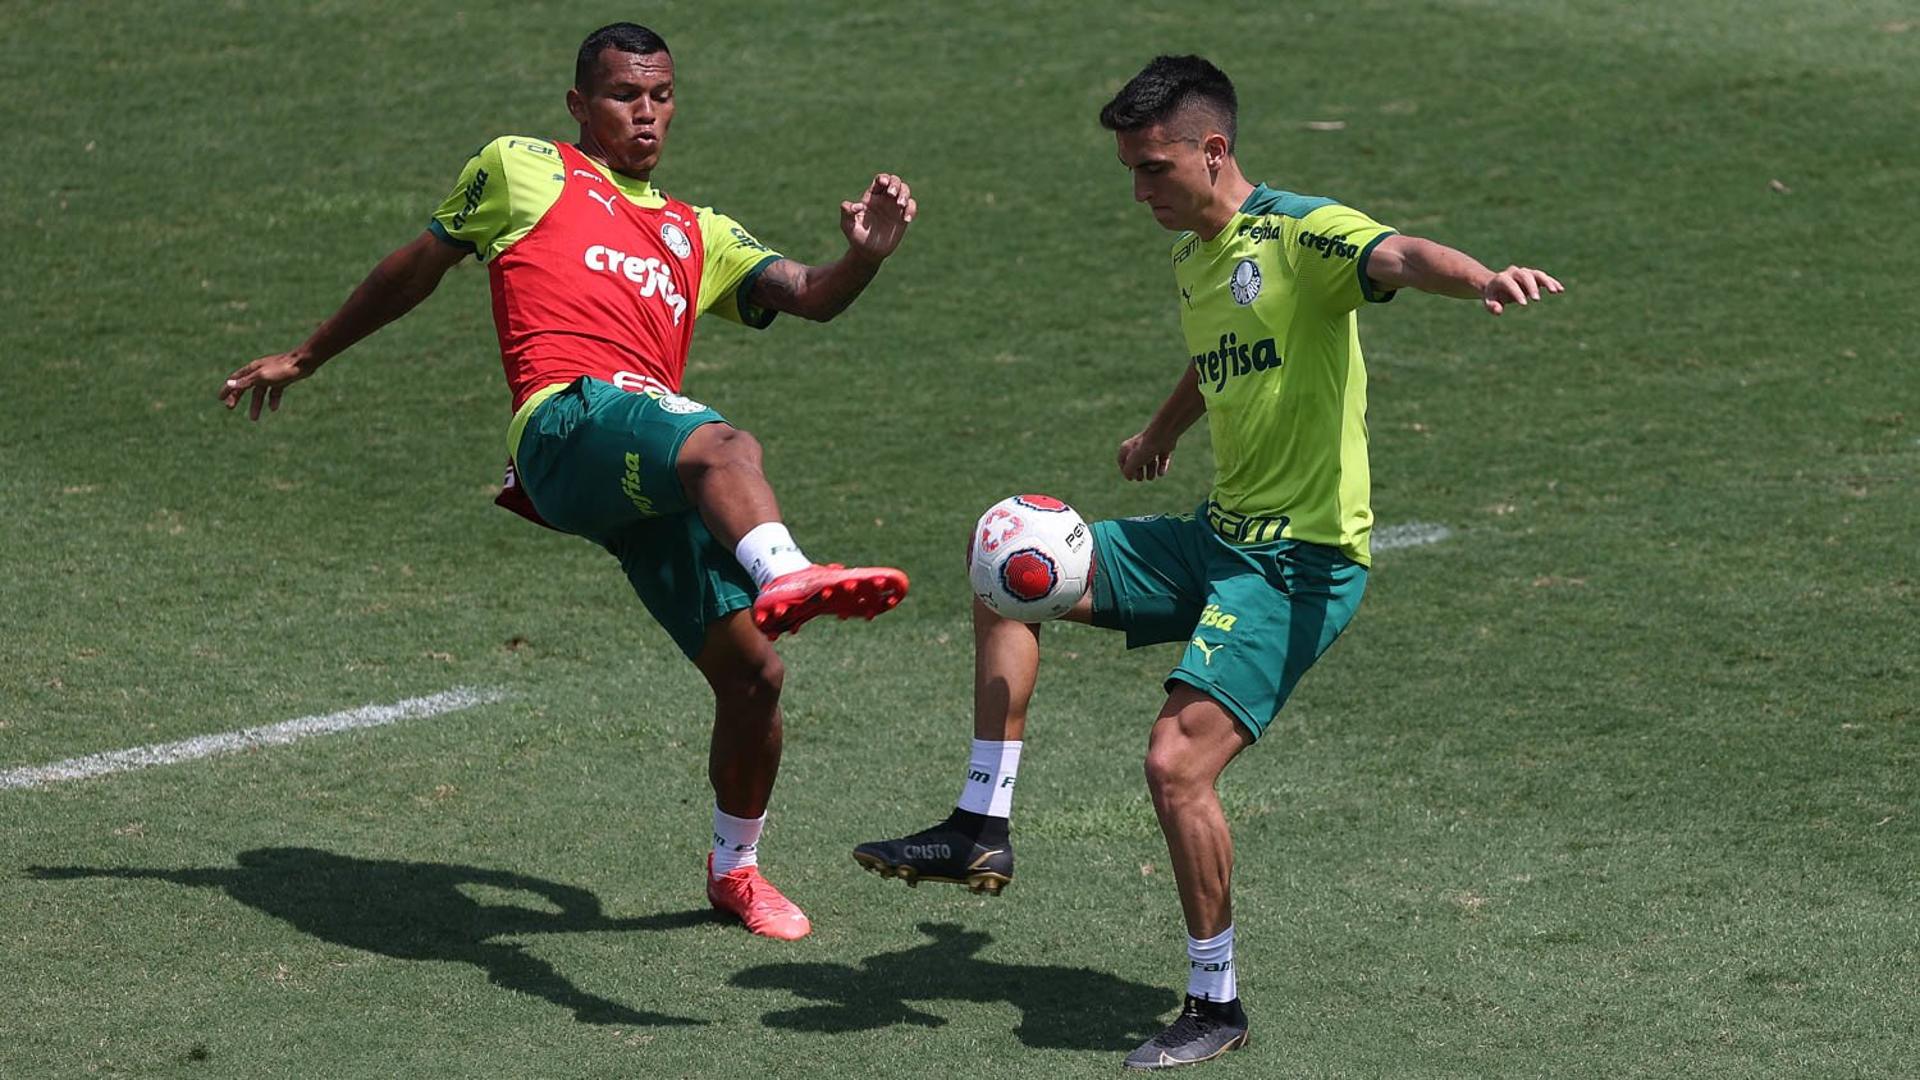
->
<box><xmin>1123</xmin><ymin>995</ymin><xmax>1250</xmax><ymax>1070</ymax></box>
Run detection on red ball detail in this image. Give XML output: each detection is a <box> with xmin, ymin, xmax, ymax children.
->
<box><xmin>1002</xmin><ymin>550</ymin><xmax>1059</xmax><ymax>601</ymax></box>
<box><xmin>1014</xmin><ymin>494</ymin><xmax>1069</xmax><ymax>512</ymax></box>
<box><xmin>979</xmin><ymin>508</ymin><xmax>1023</xmax><ymax>553</ymax></box>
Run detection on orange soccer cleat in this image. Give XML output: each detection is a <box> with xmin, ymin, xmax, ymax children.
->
<box><xmin>706</xmin><ymin>855</ymin><xmax>812</xmax><ymax>940</ymax></box>
<box><xmin>751</xmin><ymin>563</ymin><xmax>908</xmax><ymax>641</ymax></box>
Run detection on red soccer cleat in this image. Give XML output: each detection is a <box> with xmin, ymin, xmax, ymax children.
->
<box><xmin>751</xmin><ymin>563</ymin><xmax>908</xmax><ymax>641</ymax></box>
<box><xmin>707</xmin><ymin>855</ymin><xmax>812</xmax><ymax>940</ymax></box>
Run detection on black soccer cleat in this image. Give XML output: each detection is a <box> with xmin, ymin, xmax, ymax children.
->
<box><xmin>852</xmin><ymin>818</ymin><xmax>1014</xmax><ymax>896</ymax></box>
<box><xmin>1123</xmin><ymin>995</ymin><xmax>1250</xmax><ymax>1070</ymax></box>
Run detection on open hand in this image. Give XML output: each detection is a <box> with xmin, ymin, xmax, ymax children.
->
<box><xmin>218</xmin><ymin>352</ymin><xmax>310</xmax><ymax>420</ymax></box>
<box><xmin>1480</xmin><ymin>265</ymin><xmax>1564</xmax><ymax>316</ymax></box>
<box><xmin>841</xmin><ymin>173</ymin><xmax>916</xmax><ymax>262</ymax></box>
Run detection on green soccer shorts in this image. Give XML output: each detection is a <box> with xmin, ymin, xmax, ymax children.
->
<box><xmin>1087</xmin><ymin>509</ymin><xmax>1368</xmax><ymax>738</ymax></box>
<box><xmin>511</xmin><ymin>377</ymin><xmax>755</xmax><ymax>659</ymax></box>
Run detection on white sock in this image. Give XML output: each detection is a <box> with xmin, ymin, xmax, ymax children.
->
<box><xmin>954</xmin><ymin>738</ymin><xmax>1021</xmax><ymax>819</ymax></box>
<box><xmin>711</xmin><ymin>806</ymin><xmax>765</xmax><ymax>876</ymax></box>
<box><xmin>1187</xmin><ymin>925</ymin><xmax>1237</xmax><ymax>1003</ymax></box>
<box><xmin>734</xmin><ymin>523</ymin><xmax>810</xmax><ymax>589</ymax></box>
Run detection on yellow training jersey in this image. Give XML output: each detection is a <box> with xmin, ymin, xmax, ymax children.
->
<box><xmin>1172</xmin><ymin>184</ymin><xmax>1396</xmax><ymax>565</ymax></box>
<box><xmin>427</xmin><ymin>136</ymin><xmax>782</xmax><ymax>327</ymax></box>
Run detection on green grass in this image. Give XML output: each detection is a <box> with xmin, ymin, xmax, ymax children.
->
<box><xmin>3</xmin><ymin>1</ymin><xmax>1916</xmax><ymax>1076</ymax></box>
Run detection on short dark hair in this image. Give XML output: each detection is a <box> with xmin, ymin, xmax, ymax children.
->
<box><xmin>1098</xmin><ymin>55</ymin><xmax>1238</xmax><ymax>149</ymax></box>
<box><xmin>575</xmin><ymin>22</ymin><xmax>670</xmax><ymax>91</ymax></box>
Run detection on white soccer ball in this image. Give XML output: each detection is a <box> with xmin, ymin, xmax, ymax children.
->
<box><xmin>967</xmin><ymin>494</ymin><xmax>1093</xmax><ymax>622</ymax></box>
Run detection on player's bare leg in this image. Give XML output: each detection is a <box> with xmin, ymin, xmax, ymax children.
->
<box><xmin>853</xmin><ymin>592</ymin><xmax>1094</xmax><ymax>892</ymax></box>
<box><xmin>1124</xmin><ymin>685</ymin><xmax>1254</xmax><ymax>1069</ymax></box>
<box><xmin>692</xmin><ymin>609</ymin><xmax>809</xmax><ymax>939</ymax></box>
<box><xmin>973</xmin><ymin>596</ymin><xmax>1050</xmax><ymax>741</ymax></box>
<box><xmin>676</xmin><ymin>422</ymin><xmax>906</xmax><ymax>640</ymax></box>
<box><xmin>1143</xmin><ymin>685</ymin><xmax>1251</xmax><ymax>939</ymax></box>
<box><xmin>695</xmin><ymin>610</ymin><xmax>787</xmax><ymax>820</ymax></box>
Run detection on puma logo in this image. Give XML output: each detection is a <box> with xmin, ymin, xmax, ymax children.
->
<box><xmin>1190</xmin><ymin>637</ymin><xmax>1222</xmax><ymax>665</ymax></box>
<box><xmin>586</xmin><ymin>189</ymin><xmax>619</xmax><ymax>217</ymax></box>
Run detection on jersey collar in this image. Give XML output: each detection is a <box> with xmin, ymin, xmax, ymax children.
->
<box><xmin>1239</xmin><ymin>183</ymin><xmax>1277</xmax><ymax>213</ymax></box>
<box><xmin>572</xmin><ymin>145</ymin><xmax>664</xmax><ymax>206</ymax></box>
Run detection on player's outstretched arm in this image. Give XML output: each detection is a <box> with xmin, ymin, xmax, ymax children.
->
<box><xmin>1364</xmin><ymin>234</ymin><xmax>1564</xmax><ymax>316</ymax></box>
<box><xmin>1118</xmin><ymin>365</ymin><xmax>1206</xmax><ymax>482</ymax></box>
<box><xmin>218</xmin><ymin>231</ymin><xmax>469</xmax><ymax>420</ymax></box>
<box><xmin>747</xmin><ymin>173</ymin><xmax>916</xmax><ymax>323</ymax></box>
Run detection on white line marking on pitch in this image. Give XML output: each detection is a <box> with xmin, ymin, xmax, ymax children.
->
<box><xmin>0</xmin><ymin>687</ymin><xmax>505</xmax><ymax>792</ymax></box>
<box><xmin>1374</xmin><ymin>521</ymin><xmax>1453</xmax><ymax>552</ymax></box>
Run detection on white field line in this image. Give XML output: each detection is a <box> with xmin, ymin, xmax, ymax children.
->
<box><xmin>1374</xmin><ymin>521</ymin><xmax>1453</xmax><ymax>552</ymax></box>
<box><xmin>0</xmin><ymin>687</ymin><xmax>505</xmax><ymax>792</ymax></box>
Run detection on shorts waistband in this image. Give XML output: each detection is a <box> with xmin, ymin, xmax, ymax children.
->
<box><xmin>1204</xmin><ymin>500</ymin><xmax>1290</xmax><ymax>545</ymax></box>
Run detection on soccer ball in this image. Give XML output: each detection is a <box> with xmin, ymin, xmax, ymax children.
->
<box><xmin>967</xmin><ymin>494</ymin><xmax>1093</xmax><ymax>622</ymax></box>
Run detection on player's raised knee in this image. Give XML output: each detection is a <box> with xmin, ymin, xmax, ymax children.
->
<box><xmin>679</xmin><ymin>423</ymin><xmax>765</xmax><ymax>476</ymax></box>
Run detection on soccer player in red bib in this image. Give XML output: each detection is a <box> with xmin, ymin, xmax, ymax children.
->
<box><xmin>218</xmin><ymin>23</ymin><xmax>918</xmax><ymax>940</ymax></box>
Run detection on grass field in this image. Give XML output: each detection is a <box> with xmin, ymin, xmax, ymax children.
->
<box><xmin>3</xmin><ymin>1</ymin><xmax>1916</xmax><ymax>1076</ymax></box>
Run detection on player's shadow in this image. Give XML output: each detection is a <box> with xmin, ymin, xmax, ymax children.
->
<box><xmin>29</xmin><ymin>846</ymin><xmax>713</xmax><ymax>1027</ymax></box>
<box><xmin>731</xmin><ymin>921</ymin><xmax>1176</xmax><ymax>1049</ymax></box>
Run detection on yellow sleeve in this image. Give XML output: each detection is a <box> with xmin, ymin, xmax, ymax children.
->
<box><xmin>428</xmin><ymin>139</ymin><xmax>512</xmax><ymax>260</ymax></box>
<box><xmin>427</xmin><ymin>137</ymin><xmax>567</xmax><ymax>263</ymax></box>
<box><xmin>1292</xmin><ymin>203</ymin><xmax>1398</xmax><ymax>315</ymax></box>
<box><xmin>694</xmin><ymin>207</ymin><xmax>783</xmax><ymax>329</ymax></box>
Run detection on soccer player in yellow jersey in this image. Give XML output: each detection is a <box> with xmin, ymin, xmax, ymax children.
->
<box><xmin>855</xmin><ymin>55</ymin><xmax>1562</xmax><ymax>1069</ymax></box>
<box><xmin>219</xmin><ymin>24</ymin><xmax>919</xmax><ymax>947</ymax></box>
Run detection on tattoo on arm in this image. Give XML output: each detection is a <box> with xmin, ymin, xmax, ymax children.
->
<box><xmin>748</xmin><ymin>258</ymin><xmax>809</xmax><ymax>315</ymax></box>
